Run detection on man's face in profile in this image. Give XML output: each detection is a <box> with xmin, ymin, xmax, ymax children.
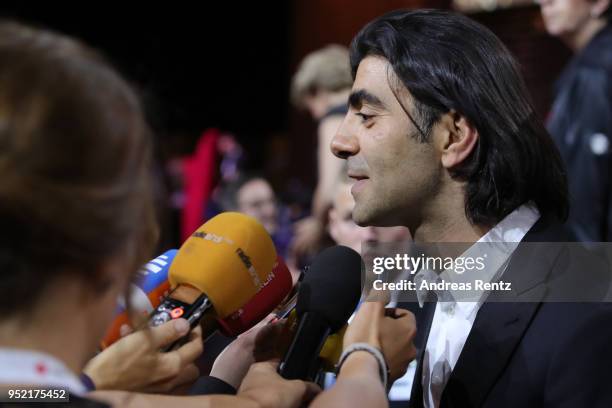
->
<box><xmin>331</xmin><ymin>56</ymin><xmax>441</xmax><ymax>229</ymax></box>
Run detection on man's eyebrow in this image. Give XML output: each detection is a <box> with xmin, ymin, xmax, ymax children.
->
<box><xmin>348</xmin><ymin>89</ymin><xmax>386</xmax><ymax>110</ymax></box>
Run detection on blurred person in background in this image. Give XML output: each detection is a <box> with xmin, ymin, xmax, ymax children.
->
<box><xmin>0</xmin><ymin>21</ymin><xmax>321</xmax><ymax>408</ymax></box>
<box><xmin>539</xmin><ymin>0</ymin><xmax>612</xmax><ymax>241</ymax></box>
<box><xmin>215</xmin><ymin>173</ymin><xmax>294</xmax><ymax>265</ymax></box>
<box><xmin>224</xmin><ymin>175</ymin><xmax>279</xmax><ymax>235</ymax></box>
<box><xmin>291</xmin><ymin>44</ymin><xmax>353</xmax><ymax>257</ymax></box>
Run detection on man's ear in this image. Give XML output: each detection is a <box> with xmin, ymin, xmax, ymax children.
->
<box><xmin>437</xmin><ymin>111</ymin><xmax>479</xmax><ymax>169</ymax></box>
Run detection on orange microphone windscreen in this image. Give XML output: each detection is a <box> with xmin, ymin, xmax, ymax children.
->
<box><xmin>169</xmin><ymin>212</ymin><xmax>277</xmax><ymax>318</ymax></box>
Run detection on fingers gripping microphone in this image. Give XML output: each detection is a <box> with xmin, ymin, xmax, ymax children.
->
<box><xmin>279</xmin><ymin>245</ymin><xmax>362</xmax><ymax>380</ymax></box>
<box><xmin>101</xmin><ymin>250</ymin><xmax>177</xmax><ymax>348</ymax></box>
<box><xmin>148</xmin><ymin>212</ymin><xmax>277</xmax><ymax>342</ymax></box>
<box><xmin>103</xmin><ymin>237</ymin><xmax>288</xmax><ymax>348</ymax></box>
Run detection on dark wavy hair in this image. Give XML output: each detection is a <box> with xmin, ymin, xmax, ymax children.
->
<box><xmin>350</xmin><ymin>9</ymin><xmax>569</xmax><ymax>225</ymax></box>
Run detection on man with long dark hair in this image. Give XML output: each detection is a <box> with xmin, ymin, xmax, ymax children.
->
<box><xmin>331</xmin><ymin>9</ymin><xmax>612</xmax><ymax>407</ymax></box>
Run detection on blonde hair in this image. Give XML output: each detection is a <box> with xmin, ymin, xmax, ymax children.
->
<box><xmin>291</xmin><ymin>44</ymin><xmax>352</xmax><ymax>108</ymax></box>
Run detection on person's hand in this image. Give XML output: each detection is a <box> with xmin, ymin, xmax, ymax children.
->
<box><xmin>344</xmin><ymin>302</ymin><xmax>383</xmax><ymax>349</ymax></box>
<box><xmin>379</xmin><ymin>307</ymin><xmax>417</xmax><ymax>381</ymax></box>
<box><xmin>211</xmin><ymin>314</ymin><xmax>298</xmax><ymax>389</ymax></box>
<box><xmin>344</xmin><ymin>302</ymin><xmax>417</xmax><ymax>382</ymax></box>
<box><xmin>237</xmin><ymin>360</ymin><xmax>321</xmax><ymax>408</ymax></box>
<box><xmin>84</xmin><ymin>319</ymin><xmax>203</xmax><ymax>393</ymax></box>
<box><xmin>210</xmin><ymin>315</ymin><xmax>277</xmax><ymax>389</ymax></box>
<box><xmin>292</xmin><ymin>216</ymin><xmax>324</xmax><ymax>257</ymax></box>
<box><xmin>252</xmin><ymin>317</ymin><xmax>296</xmax><ymax>362</ymax></box>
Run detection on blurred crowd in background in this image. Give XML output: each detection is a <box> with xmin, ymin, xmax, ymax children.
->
<box><xmin>0</xmin><ymin>1</ymin><xmax>610</xmax><ymax>406</ymax></box>
<box><xmin>3</xmin><ymin>0</ymin><xmax>608</xmax><ymax>257</ymax></box>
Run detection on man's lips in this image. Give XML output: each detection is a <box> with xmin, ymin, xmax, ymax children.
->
<box><xmin>348</xmin><ymin>172</ymin><xmax>369</xmax><ymax>181</ymax></box>
<box><xmin>349</xmin><ymin>174</ymin><xmax>369</xmax><ymax>194</ymax></box>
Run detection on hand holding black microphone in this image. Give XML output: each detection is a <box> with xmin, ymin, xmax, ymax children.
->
<box><xmin>308</xmin><ymin>301</ymin><xmax>417</xmax><ymax>408</ymax></box>
<box><xmin>276</xmin><ymin>245</ymin><xmax>417</xmax><ymax>384</ymax></box>
<box><xmin>271</xmin><ymin>245</ymin><xmax>417</xmax><ymax>407</ymax></box>
<box><xmin>278</xmin><ymin>245</ymin><xmax>362</xmax><ymax>382</ymax></box>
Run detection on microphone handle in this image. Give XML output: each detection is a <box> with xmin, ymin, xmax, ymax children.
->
<box><xmin>278</xmin><ymin>311</ymin><xmax>331</xmax><ymax>381</ymax></box>
<box><xmin>149</xmin><ymin>291</ymin><xmax>213</xmax><ymax>351</ymax></box>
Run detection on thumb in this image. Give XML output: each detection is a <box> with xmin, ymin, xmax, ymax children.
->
<box><xmin>358</xmin><ymin>301</ymin><xmax>386</xmax><ymax>318</ymax></box>
<box><xmin>148</xmin><ymin>318</ymin><xmax>190</xmax><ymax>349</ymax></box>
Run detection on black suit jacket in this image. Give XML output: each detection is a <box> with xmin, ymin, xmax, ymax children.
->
<box><xmin>406</xmin><ymin>217</ymin><xmax>612</xmax><ymax>408</ymax></box>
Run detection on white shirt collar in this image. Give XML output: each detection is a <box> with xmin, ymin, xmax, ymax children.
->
<box><xmin>0</xmin><ymin>348</ymin><xmax>86</xmax><ymax>395</ymax></box>
<box><xmin>415</xmin><ymin>203</ymin><xmax>540</xmax><ymax>315</ymax></box>
<box><xmin>479</xmin><ymin>203</ymin><xmax>541</xmax><ymax>244</ymax></box>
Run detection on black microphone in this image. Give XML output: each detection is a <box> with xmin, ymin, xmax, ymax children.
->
<box><xmin>278</xmin><ymin>245</ymin><xmax>362</xmax><ymax>381</ymax></box>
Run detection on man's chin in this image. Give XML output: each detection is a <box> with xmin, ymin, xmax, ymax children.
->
<box><xmin>353</xmin><ymin>206</ymin><xmax>400</xmax><ymax>228</ymax></box>
<box><xmin>352</xmin><ymin>205</ymin><xmax>377</xmax><ymax>227</ymax></box>
<box><xmin>352</xmin><ymin>212</ymin><xmax>369</xmax><ymax>227</ymax></box>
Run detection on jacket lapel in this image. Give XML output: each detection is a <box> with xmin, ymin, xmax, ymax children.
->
<box><xmin>440</xmin><ymin>219</ymin><xmax>568</xmax><ymax>407</ymax></box>
<box><xmin>440</xmin><ymin>300</ymin><xmax>544</xmax><ymax>407</ymax></box>
<box><xmin>405</xmin><ymin>296</ymin><xmax>437</xmax><ymax>408</ymax></box>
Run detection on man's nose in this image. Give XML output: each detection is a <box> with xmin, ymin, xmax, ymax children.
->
<box><xmin>331</xmin><ymin>120</ymin><xmax>359</xmax><ymax>159</ymax></box>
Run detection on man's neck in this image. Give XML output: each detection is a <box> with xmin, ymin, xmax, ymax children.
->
<box><xmin>411</xmin><ymin>186</ymin><xmax>492</xmax><ymax>243</ymax></box>
<box><xmin>413</xmin><ymin>215</ymin><xmax>489</xmax><ymax>244</ymax></box>
<box><xmin>563</xmin><ymin>19</ymin><xmax>607</xmax><ymax>52</ymax></box>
